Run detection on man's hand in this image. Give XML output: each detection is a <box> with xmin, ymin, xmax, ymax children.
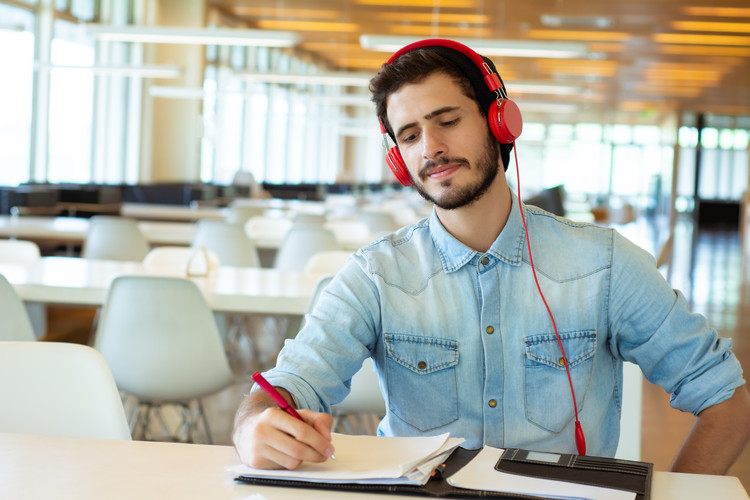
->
<box><xmin>232</xmin><ymin>389</ymin><xmax>335</xmax><ymax>470</ymax></box>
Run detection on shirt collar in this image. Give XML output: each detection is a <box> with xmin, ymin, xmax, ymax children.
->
<box><xmin>429</xmin><ymin>190</ymin><xmax>527</xmax><ymax>273</ymax></box>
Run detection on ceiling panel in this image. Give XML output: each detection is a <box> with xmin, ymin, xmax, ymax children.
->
<box><xmin>208</xmin><ymin>0</ymin><xmax>750</xmax><ymax>124</ymax></box>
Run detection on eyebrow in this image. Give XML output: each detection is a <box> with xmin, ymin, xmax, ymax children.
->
<box><xmin>395</xmin><ymin>106</ymin><xmax>461</xmax><ymax>141</ymax></box>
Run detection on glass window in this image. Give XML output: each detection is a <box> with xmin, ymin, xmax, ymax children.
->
<box><xmin>575</xmin><ymin>123</ymin><xmax>602</xmax><ymax>142</ymax></box>
<box><xmin>609</xmin><ymin>124</ymin><xmax>632</xmax><ymax>144</ymax></box>
<box><xmin>547</xmin><ymin>123</ymin><xmax>573</xmax><ymax>141</ymax></box>
<box><xmin>70</xmin><ymin>0</ymin><xmax>96</xmax><ymax>21</ymax></box>
<box><xmin>47</xmin><ymin>19</ymin><xmax>95</xmax><ymax>183</ymax></box>
<box><xmin>734</xmin><ymin>129</ymin><xmax>749</xmax><ymax>150</ymax></box>
<box><xmin>678</xmin><ymin>126</ymin><xmax>698</xmax><ymax>148</ymax></box>
<box><xmin>718</xmin><ymin>129</ymin><xmax>734</xmax><ymax>150</ymax></box>
<box><xmin>520</xmin><ymin>122</ymin><xmax>545</xmax><ymax>141</ymax></box>
<box><xmin>0</xmin><ymin>5</ymin><xmax>35</xmax><ymax>186</ymax></box>
<box><xmin>700</xmin><ymin>127</ymin><xmax>719</xmax><ymax>149</ymax></box>
<box><xmin>633</xmin><ymin>125</ymin><xmax>661</xmax><ymax>145</ymax></box>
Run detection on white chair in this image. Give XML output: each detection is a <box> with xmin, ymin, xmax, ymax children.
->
<box><xmin>274</xmin><ymin>226</ymin><xmax>340</xmax><ymax>271</ymax></box>
<box><xmin>143</xmin><ymin>246</ymin><xmax>221</xmax><ymax>276</ymax></box>
<box><xmin>94</xmin><ymin>275</ymin><xmax>235</xmax><ymax>443</ymax></box>
<box><xmin>615</xmin><ymin>361</ymin><xmax>643</xmax><ymax>460</ymax></box>
<box><xmin>304</xmin><ymin>250</ymin><xmax>353</xmax><ymax>275</ymax></box>
<box><xmin>0</xmin><ymin>341</ymin><xmax>131</xmax><ymax>440</ymax></box>
<box><xmin>192</xmin><ymin>219</ymin><xmax>260</xmax><ymax>267</ymax></box>
<box><xmin>293</xmin><ymin>213</ymin><xmax>326</xmax><ymax>226</ymax></box>
<box><xmin>82</xmin><ymin>216</ymin><xmax>150</xmax><ymax>261</ymax></box>
<box><xmin>0</xmin><ymin>239</ymin><xmax>41</xmax><ymax>265</ymax></box>
<box><xmin>0</xmin><ymin>273</ymin><xmax>36</xmax><ymax>341</ymax></box>
<box><xmin>324</xmin><ymin>219</ymin><xmax>372</xmax><ymax>245</ymax></box>
<box><xmin>0</xmin><ymin>239</ymin><xmax>46</xmax><ymax>338</ymax></box>
<box><xmin>244</xmin><ymin>215</ymin><xmax>293</xmax><ymax>243</ymax></box>
<box><xmin>225</xmin><ymin>204</ymin><xmax>265</xmax><ymax>226</ymax></box>
<box><xmin>359</xmin><ymin>210</ymin><xmax>399</xmax><ymax>235</ymax></box>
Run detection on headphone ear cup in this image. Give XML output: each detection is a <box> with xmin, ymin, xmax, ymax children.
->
<box><xmin>385</xmin><ymin>146</ymin><xmax>412</xmax><ymax>187</ymax></box>
<box><xmin>488</xmin><ymin>99</ymin><xmax>523</xmax><ymax>144</ymax></box>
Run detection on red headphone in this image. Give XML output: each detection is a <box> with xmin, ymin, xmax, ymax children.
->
<box><xmin>379</xmin><ymin>39</ymin><xmax>523</xmax><ymax>187</ymax></box>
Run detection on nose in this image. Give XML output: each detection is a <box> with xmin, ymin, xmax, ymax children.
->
<box><xmin>422</xmin><ymin>128</ymin><xmax>447</xmax><ymax>160</ymax></box>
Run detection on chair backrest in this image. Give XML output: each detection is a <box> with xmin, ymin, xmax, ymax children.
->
<box><xmin>0</xmin><ymin>273</ymin><xmax>36</xmax><ymax>341</ymax></box>
<box><xmin>304</xmin><ymin>250</ymin><xmax>353</xmax><ymax>275</ymax></box>
<box><xmin>274</xmin><ymin>226</ymin><xmax>340</xmax><ymax>271</ymax></box>
<box><xmin>324</xmin><ymin>220</ymin><xmax>372</xmax><ymax>244</ymax></box>
<box><xmin>244</xmin><ymin>215</ymin><xmax>294</xmax><ymax>247</ymax></box>
<box><xmin>143</xmin><ymin>246</ymin><xmax>221</xmax><ymax>276</ymax></box>
<box><xmin>614</xmin><ymin>361</ymin><xmax>643</xmax><ymax>460</ymax></box>
<box><xmin>192</xmin><ymin>220</ymin><xmax>260</xmax><ymax>267</ymax></box>
<box><xmin>226</xmin><ymin>204</ymin><xmax>265</xmax><ymax>226</ymax></box>
<box><xmin>0</xmin><ymin>239</ymin><xmax>41</xmax><ymax>265</ymax></box>
<box><xmin>82</xmin><ymin>216</ymin><xmax>150</xmax><ymax>261</ymax></box>
<box><xmin>0</xmin><ymin>341</ymin><xmax>131</xmax><ymax>440</ymax></box>
<box><xmin>359</xmin><ymin>210</ymin><xmax>399</xmax><ymax>235</ymax></box>
<box><xmin>94</xmin><ymin>275</ymin><xmax>234</xmax><ymax>401</ymax></box>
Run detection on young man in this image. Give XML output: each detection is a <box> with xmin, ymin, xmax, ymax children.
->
<box><xmin>233</xmin><ymin>40</ymin><xmax>750</xmax><ymax>472</ymax></box>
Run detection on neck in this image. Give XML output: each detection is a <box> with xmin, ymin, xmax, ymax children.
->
<box><xmin>434</xmin><ymin>174</ymin><xmax>512</xmax><ymax>252</ymax></box>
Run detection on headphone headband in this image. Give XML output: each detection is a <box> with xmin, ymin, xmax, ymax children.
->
<box><xmin>386</xmin><ymin>39</ymin><xmax>504</xmax><ymax>97</ymax></box>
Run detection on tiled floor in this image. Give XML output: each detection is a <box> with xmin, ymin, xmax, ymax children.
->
<box><xmin>42</xmin><ymin>215</ymin><xmax>750</xmax><ymax>491</ymax></box>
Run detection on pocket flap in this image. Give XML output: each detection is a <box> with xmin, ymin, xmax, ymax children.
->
<box><xmin>524</xmin><ymin>331</ymin><xmax>596</xmax><ymax>370</ymax></box>
<box><xmin>384</xmin><ymin>333</ymin><xmax>458</xmax><ymax>374</ymax></box>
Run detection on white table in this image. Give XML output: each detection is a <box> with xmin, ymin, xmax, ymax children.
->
<box><xmin>0</xmin><ymin>433</ymin><xmax>746</xmax><ymax>500</ymax></box>
<box><xmin>0</xmin><ymin>215</ymin><xmax>372</xmax><ymax>251</ymax></box>
<box><xmin>120</xmin><ymin>202</ymin><xmax>229</xmax><ymax>221</ymax></box>
<box><xmin>0</xmin><ymin>257</ymin><xmax>321</xmax><ymax>315</ymax></box>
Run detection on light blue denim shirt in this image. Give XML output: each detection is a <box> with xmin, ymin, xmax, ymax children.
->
<box><xmin>262</xmin><ymin>192</ymin><xmax>745</xmax><ymax>456</ymax></box>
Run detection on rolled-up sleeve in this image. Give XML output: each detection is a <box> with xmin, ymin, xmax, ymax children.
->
<box><xmin>608</xmin><ymin>232</ymin><xmax>745</xmax><ymax>415</ymax></box>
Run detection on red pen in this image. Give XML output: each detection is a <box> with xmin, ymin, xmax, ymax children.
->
<box><xmin>251</xmin><ymin>371</ymin><xmax>336</xmax><ymax>460</ymax></box>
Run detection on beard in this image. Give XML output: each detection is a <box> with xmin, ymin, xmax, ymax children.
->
<box><xmin>409</xmin><ymin>133</ymin><xmax>502</xmax><ymax>210</ymax></box>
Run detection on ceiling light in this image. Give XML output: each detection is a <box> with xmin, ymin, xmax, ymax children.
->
<box><xmin>540</xmin><ymin>15</ymin><xmax>614</xmax><ymax>29</ymax></box>
<box><xmin>255</xmin><ymin>20</ymin><xmax>358</xmax><ymax>33</ymax></box>
<box><xmin>376</xmin><ymin>12</ymin><xmax>489</xmax><ymax>24</ymax></box>
<box><xmin>84</xmin><ymin>24</ymin><xmax>300</xmax><ymax>47</ymax></box>
<box><xmin>671</xmin><ymin>21</ymin><xmax>750</xmax><ymax>33</ymax></box>
<box><xmin>526</xmin><ymin>29</ymin><xmax>629</xmax><ymax>42</ymax></box>
<box><xmin>356</xmin><ymin>0</ymin><xmax>476</xmax><ymax>7</ymax></box>
<box><xmin>237</xmin><ymin>71</ymin><xmax>373</xmax><ymax>87</ymax></box>
<box><xmin>38</xmin><ymin>64</ymin><xmax>181</xmax><ymax>78</ymax></box>
<box><xmin>681</xmin><ymin>7</ymin><xmax>750</xmax><ymax>18</ymax></box>
<box><xmin>516</xmin><ymin>101</ymin><xmax>579</xmax><ymax>114</ymax></box>
<box><xmin>653</xmin><ymin>33</ymin><xmax>750</xmax><ymax>46</ymax></box>
<box><xmin>360</xmin><ymin>35</ymin><xmax>589</xmax><ymax>59</ymax></box>
<box><xmin>510</xmin><ymin>82</ymin><xmax>583</xmax><ymax>95</ymax></box>
<box><xmin>658</xmin><ymin>44</ymin><xmax>750</xmax><ymax>57</ymax></box>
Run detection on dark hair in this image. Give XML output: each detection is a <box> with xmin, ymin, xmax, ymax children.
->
<box><xmin>369</xmin><ymin>45</ymin><xmax>513</xmax><ymax>170</ymax></box>
<box><xmin>370</xmin><ymin>49</ymin><xmax>480</xmax><ymax>139</ymax></box>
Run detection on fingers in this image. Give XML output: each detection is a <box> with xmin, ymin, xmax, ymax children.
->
<box><xmin>234</xmin><ymin>407</ymin><xmax>335</xmax><ymax>470</ymax></box>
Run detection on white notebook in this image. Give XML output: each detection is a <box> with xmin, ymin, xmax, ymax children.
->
<box><xmin>228</xmin><ymin>432</ymin><xmax>465</xmax><ymax>486</ymax></box>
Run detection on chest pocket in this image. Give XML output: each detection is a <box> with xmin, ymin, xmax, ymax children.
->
<box><xmin>384</xmin><ymin>333</ymin><xmax>459</xmax><ymax>432</ymax></box>
<box><xmin>524</xmin><ymin>331</ymin><xmax>596</xmax><ymax>433</ymax></box>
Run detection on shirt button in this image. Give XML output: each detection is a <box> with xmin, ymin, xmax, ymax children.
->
<box><xmin>480</xmin><ymin>256</ymin><xmax>489</xmax><ymax>265</ymax></box>
<box><xmin>418</xmin><ymin>361</ymin><xmax>427</xmax><ymax>370</ymax></box>
<box><xmin>485</xmin><ymin>326</ymin><xmax>494</xmax><ymax>334</ymax></box>
<box><xmin>488</xmin><ymin>399</ymin><xmax>497</xmax><ymax>408</ymax></box>
<box><xmin>558</xmin><ymin>357</ymin><xmax>566</xmax><ymax>366</ymax></box>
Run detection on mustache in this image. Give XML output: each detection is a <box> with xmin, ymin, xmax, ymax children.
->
<box><xmin>419</xmin><ymin>156</ymin><xmax>470</xmax><ymax>178</ymax></box>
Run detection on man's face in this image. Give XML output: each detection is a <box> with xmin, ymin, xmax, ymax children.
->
<box><xmin>386</xmin><ymin>72</ymin><xmax>501</xmax><ymax>210</ymax></box>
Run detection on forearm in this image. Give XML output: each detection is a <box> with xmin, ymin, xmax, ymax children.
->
<box><xmin>671</xmin><ymin>386</ymin><xmax>750</xmax><ymax>474</ymax></box>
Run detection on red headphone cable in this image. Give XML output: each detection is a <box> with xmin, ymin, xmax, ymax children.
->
<box><xmin>512</xmin><ymin>142</ymin><xmax>587</xmax><ymax>456</ymax></box>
